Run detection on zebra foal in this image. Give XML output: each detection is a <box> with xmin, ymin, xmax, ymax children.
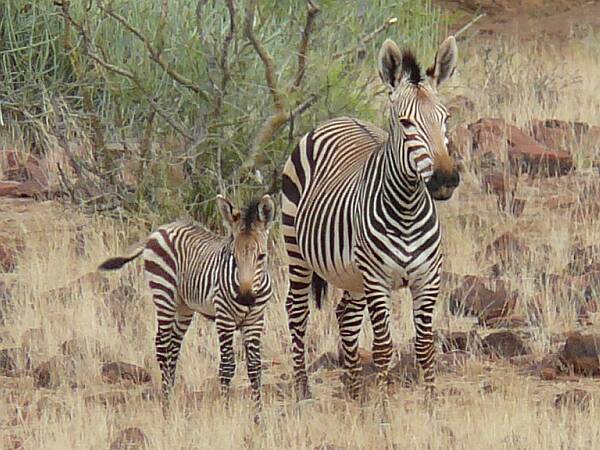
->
<box><xmin>282</xmin><ymin>36</ymin><xmax>460</xmax><ymax>401</ymax></box>
<box><xmin>98</xmin><ymin>195</ymin><xmax>275</xmax><ymax>417</ymax></box>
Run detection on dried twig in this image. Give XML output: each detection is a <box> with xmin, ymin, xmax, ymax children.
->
<box><xmin>454</xmin><ymin>13</ymin><xmax>486</xmax><ymax>39</ymax></box>
<box><xmin>292</xmin><ymin>0</ymin><xmax>320</xmax><ymax>90</ymax></box>
<box><xmin>333</xmin><ymin>16</ymin><xmax>398</xmax><ymax>60</ymax></box>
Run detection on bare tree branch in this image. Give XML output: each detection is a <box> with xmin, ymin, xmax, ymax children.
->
<box><xmin>98</xmin><ymin>3</ymin><xmax>211</xmax><ymax>102</ymax></box>
<box><xmin>333</xmin><ymin>16</ymin><xmax>398</xmax><ymax>60</ymax></box>
<box><xmin>244</xmin><ymin>0</ymin><xmax>284</xmax><ymax>113</ymax></box>
<box><xmin>213</xmin><ymin>0</ymin><xmax>236</xmax><ymax>118</ymax></box>
<box><xmin>292</xmin><ymin>0</ymin><xmax>320</xmax><ymax>90</ymax></box>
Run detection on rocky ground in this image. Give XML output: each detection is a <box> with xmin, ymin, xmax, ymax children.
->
<box><xmin>2</xmin><ymin>1</ymin><xmax>600</xmax><ymax>449</ymax></box>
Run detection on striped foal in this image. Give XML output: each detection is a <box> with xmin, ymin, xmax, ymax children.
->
<box><xmin>98</xmin><ymin>195</ymin><xmax>275</xmax><ymax>416</ymax></box>
<box><xmin>281</xmin><ymin>36</ymin><xmax>460</xmax><ymax>400</ymax></box>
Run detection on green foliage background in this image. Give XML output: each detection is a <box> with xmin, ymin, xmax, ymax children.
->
<box><xmin>0</xmin><ymin>0</ymin><xmax>447</xmax><ymax>227</ymax></box>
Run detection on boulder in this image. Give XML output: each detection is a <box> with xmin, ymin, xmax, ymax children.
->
<box><xmin>109</xmin><ymin>427</ymin><xmax>148</xmax><ymax>450</ymax></box>
<box><xmin>529</xmin><ymin>119</ymin><xmax>598</xmax><ymax>152</ymax></box>
<box><xmin>468</xmin><ymin>118</ymin><xmax>573</xmax><ymax>176</ymax></box>
<box><xmin>101</xmin><ymin>361</ymin><xmax>152</xmax><ymax>385</ymax></box>
<box><xmin>448</xmin><ymin>275</ymin><xmax>516</xmax><ymax>321</ymax></box>
<box><xmin>559</xmin><ymin>332</ymin><xmax>600</xmax><ymax>376</ymax></box>
<box><xmin>438</xmin><ymin>330</ymin><xmax>482</xmax><ymax>353</ymax></box>
<box><xmin>482</xmin><ymin>331</ymin><xmax>531</xmax><ymax>358</ymax></box>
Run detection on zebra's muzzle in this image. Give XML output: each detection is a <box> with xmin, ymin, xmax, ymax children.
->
<box><xmin>426</xmin><ymin>168</ymin><xmax>460</xmax><ymax>201</ymax></box>
<box><xmin>236</xmin><ymin>291</ymin><xmax>257</xmax><ymax>306</ymax></box>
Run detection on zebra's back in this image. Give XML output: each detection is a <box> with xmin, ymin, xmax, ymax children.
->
<box><xmin>143</xmin><ymin>221</ymin><xmax>227</xmax><ymax>318</ymax></box>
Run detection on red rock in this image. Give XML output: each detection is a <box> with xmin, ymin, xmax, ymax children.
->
<box><xmin>439</xmin><ymin>330</ymin><xmax>482</xmax><ymax>353</ymax></box>
<box><xmin>448</xmin><ymin>275</ymin><xmax>517</xmax><ymax>321</ymax></box>
<box><xmin>529</xmin><ymin>119</ymin><xmax>595</xmax><ymax>152</ymax></box>
<box><xmin>482</xmin><ymin>232</ymin><xmax>529</xmax><ymax>266</ymax></box>
<box><xmin>109</xmin><ymin>427</ymin><xmax>148</xmax><ymax>450</ymax></box>
<box><xmin>448</xmin><ymin>125</ymin><xmax>473</xmax><ymax>159</ymax></box>
<box><xmin>468</xmin><ymin>118</ymin><xmax>509</xmax><ymax>161</ymax></box>
<box><xmin>508</xmin><ymin>144</ymin><xmax>573</xmax><ymax>177</ymax></box>
<box><xmin>540</xmin><ymin>367</ymin><xmax>558</xmax><ymax>380</ymax></box>
<box><xmin>101</xmin><ymin>361</ymin><xmax>151</xmax><ymax>385</ymax></box>
<box><xmin>468</xmin><ymin>118</ymin><xmax>573</xmax><ymax>176</ymax></box>
<box><xmin>33</xmin><ymin>355</ymin><xmax>77</xmax><ymax>388</ymax></box>
<box><xmin>559</xmin><ymin>332</ymin><xmax>600</xmax><ymax>376</ymax></box>
<box><xmin>482</xmin><ymin>331</ymin><xmax>531</xmax><ymax>358</ymax></box>
<box><xmin>0</xmin><ymin>180</ymin><xmax>43</xmax><ymax>198</ymax></box>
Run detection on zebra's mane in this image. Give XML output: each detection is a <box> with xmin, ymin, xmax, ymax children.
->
<box><xmin>401</xmin><ymin>50</ymin><xmax>423</xmax><ymax>85</ymax></box>
<box><xmin>242</xmin><ymin>199</ymin><xmax>261</xmax><ymax>231</ymax></box>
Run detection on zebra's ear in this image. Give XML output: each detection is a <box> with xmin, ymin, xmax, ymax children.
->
<box><xmin>257</xmin><ymin>194</ymin><xmax>275</xmax><ymax>227</ymax></box>
<box><xmin>217</xmin><ymin>195</ymin><xmax>240</xmax><ymax>228</ymax></box>
<box><xmin>378</xmin><ymin>39</ymin><xmax>404</xmax><ymax>91</ymax></box>
<box><xmin>427</xmin><ymin>35</ymin><xmax>457</xmax><ymax>89</ymax></box>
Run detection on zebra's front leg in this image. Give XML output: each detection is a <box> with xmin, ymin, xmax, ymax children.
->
<box><xmin>242</xmin><ymin>318</ymin><xmax>264</xmax><ymax>424</ymax></box>
<box><xmin>216</xmin><ymin>314</ymin><xmax>236</xmax><ymax>404</ymax></box>
<box><xmin>362</xmin><ymin>274</ymin><xmax>393</xmax><ymax>423</ymax></box>
<box><xmin>335</xmin><ymin>292</ymin><xmax>366</xmax><ymax>400</ymax></box>
<box><xmin>285</xmin><ymin>265</ymin><xmax>313</xmax><ymax>400</ymax></box>
<box><xmin>410</xmin><ymin>274</ymin><xmax>440</xmax><ymax>397</ymax></box>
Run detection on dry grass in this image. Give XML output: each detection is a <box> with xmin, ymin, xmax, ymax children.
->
<box><xmin>2</xmin><ymin>32</ymin><xmax>600</xmax><ymax>450</ymax></box>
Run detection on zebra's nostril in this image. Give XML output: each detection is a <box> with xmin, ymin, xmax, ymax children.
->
<box><xmin>449</xmin><ymin>170</ymin><xmax>460</xmax><ymax>187</ymax></box>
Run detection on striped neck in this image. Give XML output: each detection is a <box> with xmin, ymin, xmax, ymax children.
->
<box><xmin>381</xmin><ymin>124</ymin><xmax>427</xmax><ymax>210</ymax></box>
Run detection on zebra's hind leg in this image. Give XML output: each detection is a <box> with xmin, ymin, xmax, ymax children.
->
<box><xmin>335</xmin><ymin>291</ymin><xmax>366</xmax><ymax>400</ymax></box>
<box><xmin>152</xmin><ymin>302</ymin><xmax>176</xmax><ymax>407</ymax></box>
<box><xmin>410</xmin><ymin>273</ymin><xmax>440</xmax><ymax>398</ymax></box>
<box><xmin>165</xmin><ymin>303</ymin><xmax>194</xmax><ymax>397</ymax></box>
<box><xmin>285</xmin><ymin>263</ymin><xmax>314</xmax><ymax>401</ymax></box>
<box><xmin>242</xmin><ymin>318</ymin><xmax>264</xmax><ymax>425</ymax></box>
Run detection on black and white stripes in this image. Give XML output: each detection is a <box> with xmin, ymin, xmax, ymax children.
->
<box><xmin>281</xmin><ymin>36</ymin><xmax>460</xmax><ymax>400</ymax></box>
<box><xmin>99</xmin><ymin>195</ymin><xmax>275</xmax><ymax>416</ymax></box>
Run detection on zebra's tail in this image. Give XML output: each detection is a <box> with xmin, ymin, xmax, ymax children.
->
<box><xmin>98</xmin><ymin>244</ymin><xmax>144</xmax><ymax>271</ymax></box>
<box><xmin>311</xmin><ymin>273</ymin><xmax>328</xmax><ymax>310</ymax></box>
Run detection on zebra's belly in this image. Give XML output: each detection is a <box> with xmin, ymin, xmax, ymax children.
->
<box><xmin>184</xmin><ymin>292</ymin><xmax>217</xmax><ymax>318</ymax></box>
<box><xmin>317</xmin><ymin>264</ymin><xmax>364</xmax><ymax>294</ymax></box>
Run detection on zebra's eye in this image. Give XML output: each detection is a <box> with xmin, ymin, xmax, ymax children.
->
<box><xmin>257</xmin><ymin>253</ymin><xmax>266</xmax><ymax>262</ymax></box>
<box><xmin>399</xmin><ymin>118</ymin><xmax>415</xmax><ymax>129</ymax></box>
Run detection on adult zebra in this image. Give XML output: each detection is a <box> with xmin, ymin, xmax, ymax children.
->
<box><xmin>98</xmin><ymin>195</ymin><xmax>275</xmax><ymax>418</ymax></box>
<box><xmin>281</xmin><ymin>36</ymin><xmax>460</xmax><ymax>400</ymax></box>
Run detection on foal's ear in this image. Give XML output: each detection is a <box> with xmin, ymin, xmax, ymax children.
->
<box><xmin>427</xmin><ymin>35</ymin><xmax>458</xmax><ymax>89</ymax></box>
<box><xmin>257</xmin><ymin>194</ymin><xmax>275</xmax><ymax>227</ymax></box>
<box><xmin>216</xmin><ymin>195</ymin><xmax>240</xmax><ymax>229</ymax></box>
